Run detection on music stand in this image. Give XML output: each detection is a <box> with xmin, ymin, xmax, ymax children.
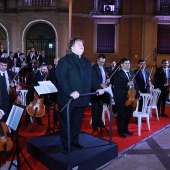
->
<box><xmin>6</xmin><ymin>103</ymin><xmax>32</xmax><ymax>170</ymax></box>
<box><xmin>34</xmin><ymin>80</ymin><xmax>58</xmax><ymax>134</ymax></box>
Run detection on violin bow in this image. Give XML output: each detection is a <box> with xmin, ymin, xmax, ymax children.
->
<box><xmin>149</xmin><ymin>67</ymin><xmax>153</xmax><ymax>80</ymax></box>
<box><xmin>10</xmin><ymin>64</ymin><xmax>26</xmax><ymax>83</ymax></box>
<box><xmin>132</xmin><ymin>54</ymin><xmax>150</xmax><ymax>81</ymax></box>
<box><xmin>108</xmin><ymin>64</ymin><xmax>121</xmax><ymax>79</ymax></box>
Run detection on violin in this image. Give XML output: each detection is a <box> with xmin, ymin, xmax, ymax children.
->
<box><xmin>27</xmin><ymin>91</ymin><xmax>45</xmax><ymax>117</ymax></box>
<box><xmin>0</xmin><ymin>122</ymin><xmax>13</xmax><ymax>152</ymax></box>
<box><xmin>126</xmin><ymin>74</ymin><xmax>137</xmax><ymax>107</ymax></box>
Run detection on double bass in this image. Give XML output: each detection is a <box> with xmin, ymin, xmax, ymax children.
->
<box><xmin>0</xmin><ymin>122</ymin><xmax>13</xmax><ymax>152</ymax></box>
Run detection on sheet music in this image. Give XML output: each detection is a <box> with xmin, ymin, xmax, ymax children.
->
<box><xmin>6</xmin><ymin>104</ymin><xmax>25</xmax><ymax>131</ymax></box>
<box><xmin>34</xmin><ymin>80</ymin><xmax>58</xmax><ymax>95</ymax></box>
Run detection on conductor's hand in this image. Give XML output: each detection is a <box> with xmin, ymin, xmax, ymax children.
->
<box><xmin>70</xmin><ymin>91</ymin><xmax>80</xmax><ymax>99</ymax></box>
<box><xmin>96</xmin><ymin>89</ymin><xmax>104</xmax><ymax>95</ymax></box>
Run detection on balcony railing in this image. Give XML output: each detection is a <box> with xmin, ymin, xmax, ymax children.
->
<box><xmin>24</xmin><ymin>0</ymin><xmax>53</xmax><ymax>6</ymax></box>
<box><xmin>90</xmin><ymin>0</ymin><xmax>122</xmax><ymax>18</ymax></box>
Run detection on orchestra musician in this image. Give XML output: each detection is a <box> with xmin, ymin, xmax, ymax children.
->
<box><xmin>0</xmin><ymin>58</ymin><xmax>15</xmax><ymax>122</ymax></box>
<box><xmin>154</xmin><ymin>59</ymin><xmax>170</xmax><ymax>117</ymax></box>
<box><xmin>26</xmin><ymin>50</ymin><xmax>37</xmax><ymax>73</ymax></box>
<box><xmin>134</xmin><ymin>59</ymin><xmax>153</xmax><ymax>123</ymax></box>
<box><xmin>91</xmin><ymin>54</ymin><xmax>108</xmax><ymax>131</ymax></box>
<box><xmin>112</xmin><ymin>58</ymin><xmax>140</xmax><ymax>138</ymax></box>
<box><xmin>25</xmin><ymin>63</ymin><xmax>48</xmax><ymax>126</ymax></box>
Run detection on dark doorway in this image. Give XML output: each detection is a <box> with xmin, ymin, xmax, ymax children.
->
<box><xmin>26</xmin><ymin>23</ymin><xmax>56</xmax><ymax>64</ymax></box>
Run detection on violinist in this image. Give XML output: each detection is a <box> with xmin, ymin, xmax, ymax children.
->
<box><xmin>134</xmin><ymin>59</ymin><xmax>153</xmax><ymax>124</ymax></box>
<box><xmin>25</xmin><ymin>63</ymin><xmax>48</xmax><ymax>126</ymax></box>
<box><xmin>112</xmin><ymin>58</ymin><xmax>140</xmax><ymax>138</ymax></box>
<box><xmin>0</xmin><ymin>58</ymin><xmax>15</xmax><ymax>122</ymax></box>
<box><xmin>91</xmin><ymin>54</ymin><xmax>108</xmax><ymax>131</ymax></box>
<box><xmin>154</xmin><ymin>59</ymin><xmax>170</xmax><ymax>117</ymax></box>
<box><xmin>134</xmin><ymin>59</ymin><xmax>151</xmax><ymax>93</ymax></box>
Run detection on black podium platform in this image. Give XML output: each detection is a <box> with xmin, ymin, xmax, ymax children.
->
<box><xmin>26</xmin><ymin>132</ymin><xmax>118</xmax><ymax>170</ymax></box>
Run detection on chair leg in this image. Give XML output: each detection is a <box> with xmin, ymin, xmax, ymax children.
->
<box><xmin>146</xmin><ymin>116</ymin><xmax>150</xmax><ymax>131</ymax></box>
<box><xmin>138</xmin><ymin>117</ymin><xmax>141</xmax><ymax>136</ymax></box>
<box><xmin>149</xmin><ymin>107</ymin><xmax>152</xmax><ymax>117</ymax></box>
<box><xmin>155</xmin><ymin>108</ymin><xmax>159</xmax><ymax>121</ymax></box>
<box><xmin>102</xmin><ymin>111</ymin><xmax>105</xmax><ymax>125</ymax></box>
<box><xmin>107</xmin><ymin>111</ymin><xmax>110</xmax><ymax>122</ymax></box>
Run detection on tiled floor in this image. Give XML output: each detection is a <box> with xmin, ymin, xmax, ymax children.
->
<box><xmin>99</xmin><ymin>124</ymin><xmax>170</xmax><ymax>170</ymax></box>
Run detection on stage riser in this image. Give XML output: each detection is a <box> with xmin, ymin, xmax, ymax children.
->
<box><xmin>26</xmin><ymin>132</ymin><xmax>118</xmax><ymax>170</ymax></box>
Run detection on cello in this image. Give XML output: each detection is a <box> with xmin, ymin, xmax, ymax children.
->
<box><xmin>0</xmin><ymin>122</ymin><xmax>13</xmax><ymax>152</ymax></box>
<box><xmin>27</xmin><ymin>91</ymin><xmax>45</xmax><ymax>118</ymax></box>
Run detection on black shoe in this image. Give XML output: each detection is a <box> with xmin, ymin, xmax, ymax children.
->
<box><xmin>161</xmin><ymin>113</ymin><xmax>168</xmax><ymax>117</ymax></box>
<box><xmin>118</xmin><ymin>132</ymin><xmax>127</xmax><ymax>138</ymax></box>
<box><xmin>71</xmin><ymin>143</ymin><xmax>84</xmax><ymax>149</ymax></box>
<box><xmin>124</xmin><ymin>130</ymin><xmax>134</xmax><ymax>135</ymax></box>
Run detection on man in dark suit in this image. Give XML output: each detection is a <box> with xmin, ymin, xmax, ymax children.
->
<box><xmin>134</xmin><ymin>59</ymin><xmax>150</xmax><ymax>93</ymax></box>
<box><xmin>91</xmin><ymin>54</ymin><xmax>108</xmax><ymax>131</ymax></box>
<box><xmin>106</xmin><ymin>60</ymin><xmax>116</xmax><ymax>78</ymax></box>
<box><xmin>134</xmin><ymin>59</ymin><xmax>152</xmax><ymax>123</ymax></box>
<box><xmin>38</xmin><ymin>51</ymin><xmax>47</xmax><ymax>67</ymax></box>
<box><xmin>0</xmin><ymin>58</ymin><xmax>15</xmax><ymax>142</ymax></box>
<box><xmin>14</xmin><ymin>48</ymin><xmax>21</xmax><ymax>59</ymax></box>
<box><xmin>55</xmin><ymin>37</ymin><xmax>104</xmax><ymax>153</ymax></box>
<box><xmin>154</xmin><ymin>59</ymin><xmax>170</xmax><ymax>117</ymax></box>
<box><xmin>112</xmin><ymin>58</ymin><xmax>140</xmax><ymax>138</ymax></box>
<box><xmin>26</xmin><ymin>50</ymin><xmax>37</xmax><ymax>73</ymax></box>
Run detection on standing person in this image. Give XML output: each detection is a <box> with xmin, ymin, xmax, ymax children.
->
<box><xmin>154</xmin><ymin>59</ymin><xmax>170</xmax><ymax>117</ymax></box>
<box><xmin>134</xmin><ymin>59</ymin><xmax>151</xmax><ymax>93</ymax></box>
<box><xmin>112</xmin><ymin>58</ymin><xmax>140</xmax><ymax>138</ymax></box>
<box><xmin>26</xmin><ymin>50</ymin><xmax>37</xmax><ymax>73</ymax></box>
<box><xmin>134</xmin><ymin>59</ymin><xmax>152</xmax><ymax>123</ymax></box>
<box><xmin>38</xmin><ymin>51</ymin><xmax>47</xmax><ymax>67</ymax></box>
<box><xmin>0</xmin><ymin>58</ymin><xmax>14</xmax><ymax>122</ymax></box>
<box><xmin>106</xmin><ymin>60</ymin><xmax>117</xmax><ymax>78</ymax></box>
<box><xmin>48</xmin><ymin>57</ymin><xmax>60</xmax><ymax>126</ymax></box>
<box><xmin>55</xmin><ymin>37</ymin><xmax>104</xmax><ymax>153</ymax></box>
<box><xmin>91</xmin><ymin>54</ymin><xmax>108</xmax><ymax>131</ymax></box>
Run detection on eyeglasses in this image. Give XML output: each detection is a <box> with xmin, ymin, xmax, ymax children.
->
<box><xmin>123</xmin><ymin>63</ymin><xmax>130</xmax><ymax>65</ymax></box>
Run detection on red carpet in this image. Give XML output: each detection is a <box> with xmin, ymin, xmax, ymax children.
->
<box><xmin>0</xmin><ymin>107</ymin><xmax>170</xmax><ymax>169</ymax></box>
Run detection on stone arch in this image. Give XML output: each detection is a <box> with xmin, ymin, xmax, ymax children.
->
<box><xmin>22</xmin><ymin>19</ymin><xmax>58</xmax><ymax>63</ymax></box>
<box><xmin>0</xmin><ymin>23</ymin><xmax>9</xmax><ymax>53</ymax></box>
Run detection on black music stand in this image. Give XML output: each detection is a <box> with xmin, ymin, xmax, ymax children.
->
<box><xmin>6</xmin><ymin>103</ymin><xmax>32</xmax><ymax>170</ymax></box>
<box><xmin>34</xmin><ymin>80</ymin><xmax>58</xmax><ymax>134</ymax></box>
